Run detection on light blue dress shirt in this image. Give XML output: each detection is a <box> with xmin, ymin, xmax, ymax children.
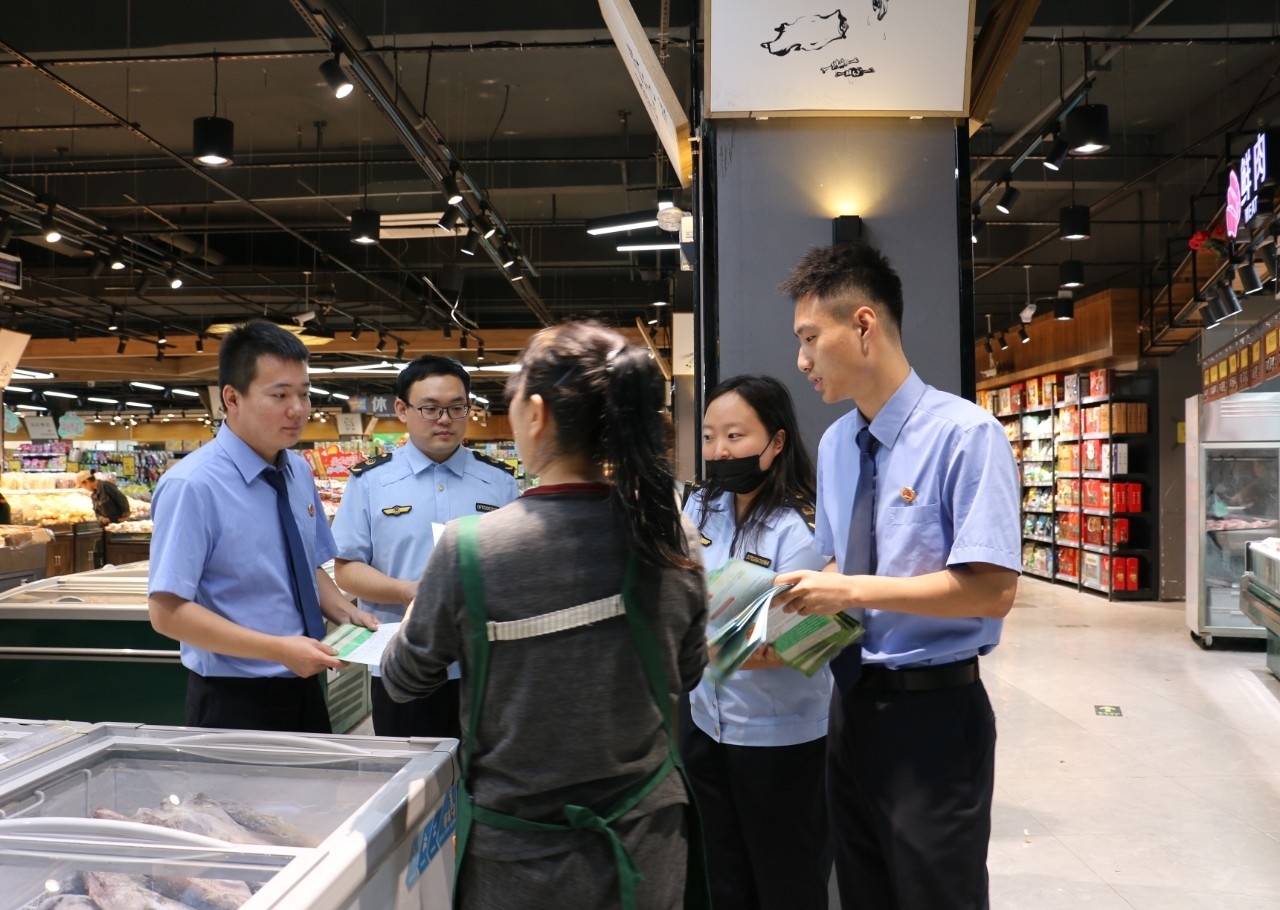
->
<box><xmin>813</xmin><ymin>370</ymin><xmax>1022</xmax><ymax>669</ymax></box>
<box><xmin>331</xmin><ymin>443</ymin><xmax>519</xmax><ymax>677</ymax></box>
<box><xmin>684</xmin><ymin>489</ymin><xmax>831</xmax><ymax>746</ymax></box>
<box><xmin>148</xmin><ymin>423</ymin><xmax>337</xmax><ymax>678</ymax></box>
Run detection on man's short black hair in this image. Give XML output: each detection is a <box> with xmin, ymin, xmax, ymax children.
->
<box><xmin>218</xmin><ymin>320</ymin><xmax>310</xmax><ymax>397</ymax></box>
<box><xmin>395</xmin><ymin>354</ymin><xmax>471</xmax><ymax>402</ymax></box>
<box><xmin>780</xmin><ymin>242</ymin><xmax>905</xmax><ymax>332</ymax></box>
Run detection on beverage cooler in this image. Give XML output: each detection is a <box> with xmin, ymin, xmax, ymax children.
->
<box><xmin>0</xmin><ymin>723</ymin><xmax>457</xmax><ymax>909</ymax></box>
<box><xmin>1186</xmin><ymin>393</ymin><xmax>1280</xmax><ymax>647</ymax></box>
<box><xmin>0</xmin><ymin>564</ymin><xmax>371</xmax><ymax>732</ymax></box>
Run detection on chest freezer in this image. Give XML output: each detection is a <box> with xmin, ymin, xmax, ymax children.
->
<box><xmin>0</xmin><ymin>565</ymin><xmax>370</xmax><ymax>732</ymax></box>
<box><xmin>0</xmin><ymin>718</ymin><xmax>90</xmax><ymax>773</ymax></box>
<box><xmin>0</xmin><ymin>722</ymin><xmax>457</xmax><ymax>909</ymax></box>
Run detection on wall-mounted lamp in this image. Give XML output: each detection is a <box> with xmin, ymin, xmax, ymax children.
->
<box><xmin>832</xmin><ymin>215</ymin><xmax>863</xmax><ymax>245</ymax></box>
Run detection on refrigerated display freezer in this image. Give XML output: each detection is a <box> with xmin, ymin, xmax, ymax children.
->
<box><xmin>0</xmin><ymin>718</ymin><xmax>91</xmax><ymax>772</ymax></box>
<box><xmin>0</xmin><ymin>722</ymin><xmax>457</xmax><ymax>909</ymax></box>
<box><xmin>0</xmin><ymin>565</ymin><xmax>371</xmax><ymax>732</ymax></box>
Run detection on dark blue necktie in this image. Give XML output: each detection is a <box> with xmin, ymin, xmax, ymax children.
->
<box><xmin>263</xmin><ymin>467</ymin><xmax>327</xmax><ymax>640</ymax></box>
<box><xmin>831</xmin><ymin>426</ymin><xmax>877</xmax><ymax>694</ymax></box>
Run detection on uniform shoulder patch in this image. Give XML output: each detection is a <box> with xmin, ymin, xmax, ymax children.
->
<box><xmin>348</xmin><ymin>452</ymin><xmax>393</xmax><ymax>476</ymax></box>
<box><xmin>472</xmin><ymin>450</ymin><xmax>517</xmax><ymax>476</ymax></box>
<box><xmin>788</xmin><ymin>494</ymin><xmax>817</xmax><ymax>533</ymax></box>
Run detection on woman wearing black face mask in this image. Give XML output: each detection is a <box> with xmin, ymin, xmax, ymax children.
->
<box><xmin>681</xmin><ymin>375</ymin><xmax>832</xmax><ymax>910</ymax></box>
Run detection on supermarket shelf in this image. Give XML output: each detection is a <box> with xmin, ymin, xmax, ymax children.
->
<box><xmin>1056</xmin><ymin>572</ymin><xmax>1080</xmax><ymax>584</ymax></box>
<box><xmin>1024</xmin><ymin>507</ymin><xmax>1054</xmax><ymax>514</ymax></box>
<box><xmin>1082</xmin><ymin>543</ymin><xmax>1112</xmax><ymax>554</ymax></box>
<box><xmin>1082</xmin><ymin>507</ymin><xmax>1112</xmax><ymax>517</ymax></box>
<box><xmin>1081</xmin><ymin>579</ymin><xmax>1110</xmax><ymax>593</ymax></box>
<box><xmin>1024</xmin><ymin>534</ymin><xmax>1054</xmax><ymax>544</ymax></box>
<box><xmin>1023</xmin><ymin>567</ymin><xmax>1053</xmax><ymax>580</ymax></box>
<box><xmin>1057</xmin><ymin>538</ymin><xmax>1081</xmax><ymax>548</ymax></box>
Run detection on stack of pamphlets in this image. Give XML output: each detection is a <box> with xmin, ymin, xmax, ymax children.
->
<box><xmin>705</xmin><ymin>559</ymin><xmax>863</xmax><ymax>681</ymax></box>
<box><xmin>322</xmin><ymin>621</ymin><xmax>401</xmax><ymax>666</ymax></box>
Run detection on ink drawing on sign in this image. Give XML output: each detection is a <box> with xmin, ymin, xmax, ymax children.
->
<box><xmin>706</xmin><ymin>0</ymin><xmax>975</xmax><ymax>117</ymax></box>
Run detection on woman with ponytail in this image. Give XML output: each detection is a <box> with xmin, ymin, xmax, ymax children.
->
<box><xmin>382</xmin><ymin>321</ymin><xmax>709</xmax><ymax>910</ymax></box>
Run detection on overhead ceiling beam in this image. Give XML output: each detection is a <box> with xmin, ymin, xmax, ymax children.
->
<box><xmin>968</xmin><ymin>0</ymin><xmax>1042</xmax><ymax>136</ymax></box>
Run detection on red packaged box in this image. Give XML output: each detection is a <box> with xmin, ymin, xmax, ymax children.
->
<box><xmin>1112</xmin><ymin>558</ymin><xmax>1126</xmax><ymax>591</ymax></box>
<box><xmin>1113</xmin><ymin>483</ymin><xmax>1128</xmax><ymax>513</ymax></box>
<box><xmin>1128</xmin><ymin>483</ymin><xmax>1142</xmax><ymax>513</ymax></box>
<box><xmin>1089</xmin><ymin>369</ymin><xmax>1110</xmax><ymax>397</ymax></box>
<box><xmin>1126</xmin><ymin>557</ymin><xmax>1139</xmax><ymax>591</ymax></box>
<box><xmin>1112</xmin><ymin>518</ymin><xmax>1129</xmax><ymax>545</ymax></box>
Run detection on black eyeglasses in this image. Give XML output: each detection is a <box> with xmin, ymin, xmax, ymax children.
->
<box><xmin>411</xmin><ymin>404</ymin><xmax>471</xmax><ymax>420</ymax></box>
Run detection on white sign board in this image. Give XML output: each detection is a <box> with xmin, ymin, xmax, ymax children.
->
<box><xmin>706</xmin><ymin>0</ymin><xmax>975</xmax><ymax>117</ymax></box>
<box><xmin>336</xmin><ymin>413</ymin><xmax>364</xmax><ymax>437</ymax></box>
<box><xmin>23</xmin><ymin>415</ymin><xmax>57</xmax><ymax>440</ymax></box>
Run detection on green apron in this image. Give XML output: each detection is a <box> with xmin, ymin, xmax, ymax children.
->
<box><xmin>452</xmin><ymin>515</ymin><xmax>710</xmax><ymax>910</ymax></box>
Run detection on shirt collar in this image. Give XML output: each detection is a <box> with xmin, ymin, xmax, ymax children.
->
<box><xmin>705</xmin><ymin>488</ymin><xmax>784</xmax><ymax>532</ymax></box>
<box><xmin>402</xmin><ymin>441</ymin><xmax>470</xmax><ymax>478</ymax></box>
<box><xmin>863</xmin><ymin>369</ymin><xmax>926</xmax><ymax>451</ymax></box>
<box><xmin>215</xmin><ymin>423</ymin><xmax>294</xmax><ymax>485</ymax></box>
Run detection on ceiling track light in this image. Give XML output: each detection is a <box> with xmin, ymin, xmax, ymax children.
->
<box><xmin>375</xmin><ymin>333</ymin><xmax>387</xmax><ymax>353</ymax></box>
<box><xmin>477</xmin><ymin>341</ymin><xmax>486</xmax><ymax>362</ymax></box>
<box><xmin>983</xmin><ymin>335</ymin><xmax>994</xmax><ymax>356</ymax></box>
<box><xmin>108</xmin><ymin>243</ymin><xmax>126</xmax><ymax>270</ymax></box>
<box><xmin>396</xmin><ymin>342</ymin><xmax>406</xmax><ymax>360</ymax></box>
<box><xmin>436</xmin><ymin>205</ymin><xmax>462</xmax><ymax>232</ymax></box>
<box><xmin>166</xmin><ymin>267</ymin><xmax>183</xmax><ymax>289</ymax></box>
<box><xmin>442</xmin><ymin>172</ymin><xmax>464</xmax><ymax>206</ymax></box>
<box><xmin>1059</xmin><ymin>259</ymin><xmax>1085</xmax><ymax>289</ymax></box>
<box><xmin>998</xmin><ymin>332</ymin><xmax>1010</xmax><ymax>351</ymax></box>
<box><xmin>116</xmin><ymin>336</ymin><xmax>127</xmax><ymax>354</ymax></box>
<box><xmin>1218</xmin><ymin>280</ymin><xmax>1242</xmax><ymax>319</ymax></box>
<box><xmin>1042</xmin><ymin>135</ymin><xmax>1069</xmax><ymax>171</ymax></box>
<box><xmin>1064</xmin><ymin>103</ymin><xmax>1110</xmax><ymax>155</ymax></box>
<box><xmin>971</xmin><ymin>216</ymin><xmax>983</xmax><ymax>244</ymax></box>
<box><xmin>107</xmin><ymin>307</ymin><xmax>121</xmax><ymax>331</ymax></box>
<box><xmin>196</xmin><ymin>332</ymin><xmax>205</xmax><ymax>353</ymax></box>
<box><xmin>135</xmin><ymin>274</ymin><xmax>152</xmax><ymax>296</ymax></box>
<box><xmin>88</xmin><ymin>256</ymin><xmax>106</xmax><ymax>278</ymax></box>
<box><xmin>1059</xmin><ymin>205</ymin><xmax>1091</xmax><ymax>241</ymax></box>
<box><xmin>0</xmin><ymin>219</ymin><xmax>12</xmax><ymax>249</ymax></box>
<box><xmin>1238</xmin><ymin>258</ymin><xmax>1265</xmax><ymax>295</ymax></box>
<box><xmin>995</xmin><ymin>182</ymin><xmax>1020</xmax><ymax>215</ymax></box>
<box><xmin>350</xmin><ymin>208</ymin><xmax>380</xmax><ymax>244</ymax></box>
<box><xmin>320</xmin><ymin>52</ymin><xmax>354</xmax><ymax>99</ymax></box>
<box><xmin>1054</xmin><ymin>295</ymin><xmax>1075</xmax><ymax>320</ymax></box>
<box><xmin>1017</xmin><ymin>324</ymin><xmax>1031</xmax><ymax>344</ymax></box>
<box><xmin>460</xmin><ymin>229</ymin><xmax>480</xmax><ymax>256</ymax></box>
<box><xmin>157</xmin><ymin>324</ymin><xmax>169</xmax><ymax>344</ymax></box>
<box><xmin>68</xmin><ymin>324</ymin><xmax>79</xmax><ymax>343</ymax></box>
<box><xmin>41</xmin><ymin>205</ymin><xmax>61</xmax><ymax>243</ymax></box>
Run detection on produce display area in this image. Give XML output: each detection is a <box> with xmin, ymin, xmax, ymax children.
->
<box><xmin>0</xmin><ymin>473</ymin><xmax>150</xmax><ymax>526</ymax></box>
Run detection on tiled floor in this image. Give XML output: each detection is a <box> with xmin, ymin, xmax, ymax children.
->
<box><xmin>985</xmin><ymin>577</ymin><xmax>1280</xmax><ymax>909</ymax></box>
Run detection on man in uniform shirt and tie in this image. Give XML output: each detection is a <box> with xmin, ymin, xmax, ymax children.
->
<box><xmin>148</xmin><ymin>320</ymin><xmax>378</xmax><ymax>734</ymax></box>
<box><xmin>774</xmin><ymin>242</ymin><xmax>1021</xmax><ymax>910</ymax></box>
<box><xmin>332</xmin><ymin>354</ymin><xmax>519</xmax><ymax>738</ymax></box>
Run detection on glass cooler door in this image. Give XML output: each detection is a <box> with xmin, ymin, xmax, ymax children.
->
<box><xmin>1200</xmin><ymin>445</ymin><xmax>1280</xmax><ymax>631</ymax></box>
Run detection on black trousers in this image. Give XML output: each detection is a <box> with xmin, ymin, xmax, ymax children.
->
<box><xmin>828</xmin><ymin>678</ymin><xmax>996</xmax><ymax>910</ymax></box>
<box><xmin>681</xmin><ymin>718</ymin><xmax>831</xmax><ymax>910</ymax></box>
<box><xmin>370</xmin><ymin>675</ymin><xmax>461</xmax><ymax>739</ymax></box>
<box><xmin>185</xmin><ymin>671</ymin><xmax>331</xmax><ymax>734</ymax></box>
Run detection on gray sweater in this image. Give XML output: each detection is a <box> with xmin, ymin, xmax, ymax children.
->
<box><xmin>381</xmin><ymin>487</ymin><xmax>708</xmax><ymax>861</ymax></box>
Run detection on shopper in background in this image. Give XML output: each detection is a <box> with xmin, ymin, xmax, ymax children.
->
<box><xmin>683</xmin><ymin>374</ymin><xmax>831</xmax><ymax>910</ymax></box>
<box><xmin>147</xmin><ymin>319</ymin><xmax>378</xmax><ymax>734</ymax></box>
<box><xmin>332</xmin><ymin>353</ymin><xmax>519</xmax><ymax>739</ymax></box>
<box><xmin>382</xmin><ymin>321</ymin><xmax>709</xmax><ymax>910</ymax></box>
<box><xmin>77</xmin><ymin>469</ymin><xmax>130</xmax><ymax>525</ymax></box>
<box><xmin>773</xmin><ymin>242</ymin><xmax>1021</xmax><ymax>910</ymax></box>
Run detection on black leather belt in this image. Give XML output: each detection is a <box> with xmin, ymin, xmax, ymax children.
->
<box><xmin>857</xmin><ymin>657</ymin><xmax>979</xmax><ymax>692</ymax></box>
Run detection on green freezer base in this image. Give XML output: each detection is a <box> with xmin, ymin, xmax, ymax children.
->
<box><xmin>0</xmin><ymin>618</ymin><xmax>371</xmax><ymax>732</ymax></box>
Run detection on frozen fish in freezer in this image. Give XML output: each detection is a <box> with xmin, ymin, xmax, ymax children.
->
<box><xmin>90</xmin><ymin>805</ymin><xmax>269</xmax><ymax>845</ymax></box>
<box><xmin>189</xmin><ymin>793</ymin><xmax>319</xmax><ymax>848</ymax></box>
<box><xmin>148</xmin><ymin>875</ymin><xmax>252</xmax><ymax>910</ymax></box>
<box><xmin>17</xmin><ymin>894</ymin><xmax>99</xmax><ymax>910</ymax></box>
<box><xmin>84</xmin><ymin>871</ymin><xmax>193</xmax><ymax>909</ymax></box>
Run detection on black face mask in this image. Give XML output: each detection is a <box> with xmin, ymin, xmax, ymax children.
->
<box><xmin>705</xmin><ymin>442</ymin><xmax>772</xmax><ymax>494</ymax></box>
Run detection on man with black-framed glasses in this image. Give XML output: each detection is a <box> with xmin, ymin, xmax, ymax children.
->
<box><xmin>332</xmin><ymin>353</ymin><xmax>519</xmax><ymax>738</ymax></box>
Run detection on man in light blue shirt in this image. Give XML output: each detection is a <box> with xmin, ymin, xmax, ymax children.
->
<box><xmin>148</xmin><ymin>320</ymin><xmax>377</xmax><ymax>734</ymax></box>
<box><xmin>775</xmin><ymin>243</ymin><xmax>1021</xmax><ymax>910</ymax></box>
<box><xmin>332</xmin><ymin>354</ymin><xmax>518</xmax><ymax>738</ymax></box>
